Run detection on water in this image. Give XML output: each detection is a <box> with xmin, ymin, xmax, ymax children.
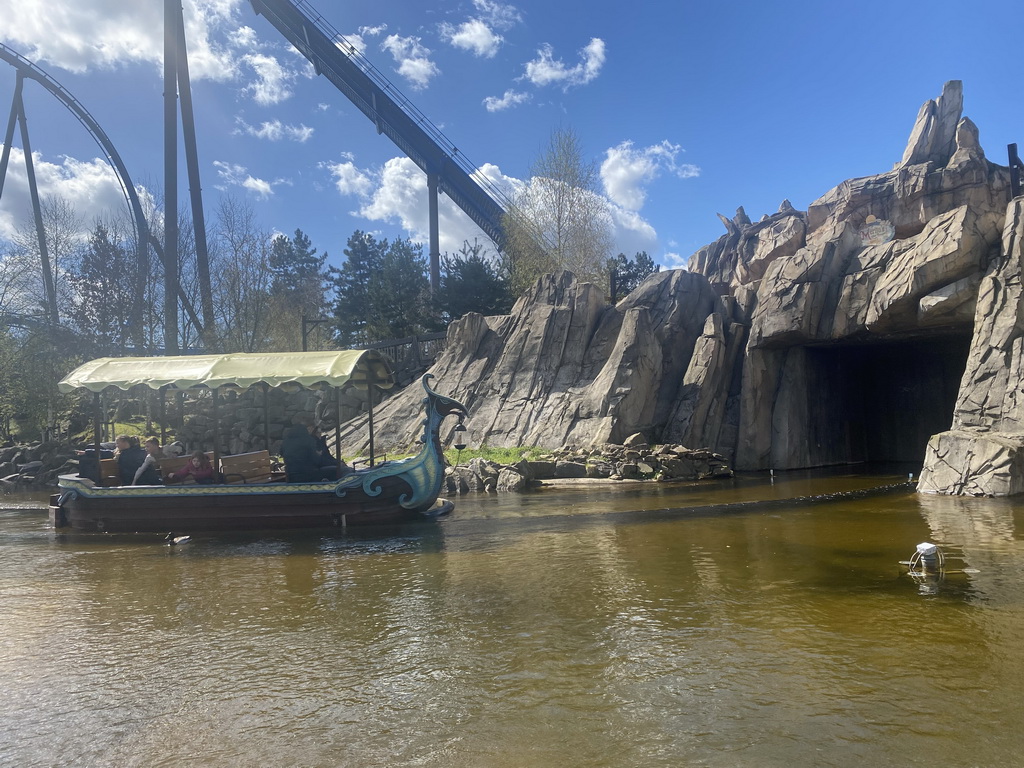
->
<box><xmin>2</xmin><ymin>469</ymin><xmax>1023</xmax><ymax>767</ymax></box>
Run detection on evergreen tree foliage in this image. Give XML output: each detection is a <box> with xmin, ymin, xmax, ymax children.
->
<box><xmin>269</xmin><ymin>229</ymin><xmax>328</xmax><ymax>309</ymax></box>
<box><xmin>609</xmin><ymin>251</ymin><xmax>660</xmax><ymax>300</ymax></box>
<box><xmin>331</xmin><ymin>230</ymin><xmax>378</xmax><ymax>347</ymax></box>
<box><xmin>331</xmin><ymin>231</ymin><xmax>431</xmax><ymax>347</ymax></box>
<box><xmin>67</xmin><ymin>223</ymin><xmax>137</xmax><ymax>353</ymax></box>
<box><xmin>265</xmin><ymin>228</ymin><xmax>330</xmax><ymax>350</ymax></box>
<box><xmin>435</xmin><ymin>239</ymin><xmax>514</xmax><ymax>321</ymax></box>
<box><xmin>367</xmin><ymin>238</ymin><xmax>430</xmax><ymax>340</ymax></box>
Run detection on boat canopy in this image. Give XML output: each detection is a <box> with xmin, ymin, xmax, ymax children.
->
<box><xmin>58</xmin><ymin>350</ymin><xmax>395</xmax><ymax>394</ymax></box>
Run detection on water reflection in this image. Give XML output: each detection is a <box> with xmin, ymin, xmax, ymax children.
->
<box><xmin>3</xmin><ymin>471</ymin><xmax>1024</xmax><ymax>766</ymax></box>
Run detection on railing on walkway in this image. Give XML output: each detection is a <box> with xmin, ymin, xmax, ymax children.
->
<box><xmin>365</xmin><ymin>332</ymin><xmax>447</xmax><ymax>386</ymax></box>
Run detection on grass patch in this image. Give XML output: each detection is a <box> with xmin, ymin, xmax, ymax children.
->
<box><xmin>443</xmin><ymin>445</ymin><xmax>547</xmax><ymax>466</ymax></box>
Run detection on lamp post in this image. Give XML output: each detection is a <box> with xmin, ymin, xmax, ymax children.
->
<box><xmin>301</xmin><ymin>314</ymin><xmax>333</xmax><ymax>351</ymax></box>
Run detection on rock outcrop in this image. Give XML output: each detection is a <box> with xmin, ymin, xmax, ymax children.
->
<box><xmin>338</xmin><ymin>80</ymin><xmax>1024</xmax><ymax>496</ymax></box>
<box><xmin>917</xmin><ymin>196</ymin><xmax>1024</xmax><ymax>494</ymax></box>
<box><xmin>336</xmin><ymin>269</ymin><xmax>724</xmax><ymax>455</ymax></box>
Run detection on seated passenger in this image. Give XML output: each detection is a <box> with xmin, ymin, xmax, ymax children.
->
<box><xmin>168</xmin><ymin>450</ymin><xmax>216</xmax><ymax>484</ymax></box>
<box><xmin>76</xmin><ymin>443</ymin><xmax>114</xmax><ymax>483</ymax></box>
<box><xmin>282</xmin><ymin>418</ymin><xmax>335</xmax><ymax>482</ymax></box>
<box><xmin>114</xmin><ymin>435</ymin><xmax>147</xmax><ymax>485</ymax></box>
<box><xmin>312</xmin><ymin>423</ymin><xmax>351</xmax><ymax>480</ymax></box>
<box><xmin>133</xmin><ymin>437</ymin><xmax>165</xmax><ymax>485</ymax></box>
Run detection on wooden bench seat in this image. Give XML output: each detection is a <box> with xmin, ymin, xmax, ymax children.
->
<box><xmin>219</xmin><ymin>450</ymin><xmax>274</xmax><ymax>484</ymax></box>
<box><xmin>99</xmin><ymin>458</ymin><xmax>121</xmax><ymax>487</ymax></box>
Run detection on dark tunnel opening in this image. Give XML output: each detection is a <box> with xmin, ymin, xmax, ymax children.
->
<box><xmin>804</xmin><ymin>335</ymin><xmax>971</xmax><ymax>468</ymax></box>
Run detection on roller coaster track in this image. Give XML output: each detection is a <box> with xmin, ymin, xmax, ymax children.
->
<box><xmin>0</xmin><ymin>41</ymin><xmax>206</xmax><ymax>340</ymax></box>
<box><xmin>0</xmin><ymin>43</ymin><xmax>150</xmax><ymax>255</ymax></box>
<box><xmin>250</xmin><ymin>0</ymin><xmax>519</xmax><ymax>251</ymax></box>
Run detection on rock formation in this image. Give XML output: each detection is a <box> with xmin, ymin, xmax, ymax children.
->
<box><xmin>340</xmin><ymin>80</ymin><xmax>1024</xmax><ymax>496</ymax></box>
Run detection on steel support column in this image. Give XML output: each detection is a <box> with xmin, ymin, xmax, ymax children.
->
<box><xmin>427</xmin><ymin>172</ymin><xmax>440</xmax><ymax>293</ymax></box>
<box><xmin>163</xmin><ymin>0</ymin><xmax>181</xmax><ymax>353</ymax></box>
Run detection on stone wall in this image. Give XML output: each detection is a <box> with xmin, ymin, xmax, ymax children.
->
<box><xmin>172</xmin><ymin>385</ymin><xmax>373</xmax><ymax>457</ymax></box>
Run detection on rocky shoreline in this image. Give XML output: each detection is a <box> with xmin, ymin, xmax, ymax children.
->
<box><xmin>441</xmin><ymin>438</ymin><xmax>732</xmax><ymax>495</ymax></box>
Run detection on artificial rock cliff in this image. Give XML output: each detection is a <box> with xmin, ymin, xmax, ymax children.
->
<box><xmin>341</xmin><ymin>81</ymin><xmax>1024</xmax><ymax>496</ymax></box>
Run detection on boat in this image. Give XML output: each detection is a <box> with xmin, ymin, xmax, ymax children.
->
<box><xmin>49</xmin><ymin>350</ymin><xmax>468</xmax><ymax>532</ymax></box>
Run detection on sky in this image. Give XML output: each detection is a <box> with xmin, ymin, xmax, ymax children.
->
<box><xmin>0</xmin><ymin>0</ymin><xmax>1021</xmax><ymax>274</ymax></box>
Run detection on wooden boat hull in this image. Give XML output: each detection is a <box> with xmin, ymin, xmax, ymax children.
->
<box><xmin>49</xmin><ymin>476</ymin><xmax>453</xmax><ymax>532</ymax></box>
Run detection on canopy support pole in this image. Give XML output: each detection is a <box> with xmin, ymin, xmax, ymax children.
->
<box><xmin>211</xmin><ymin>386</ymin><xmax>221</xmax><ymax>474</ymax></box>
<box><xmin>367</xmin><ymin>370</ymin><xmax>376</xmax><ymax>467</ymax></box>
<box><xmin>93</xmin><ymin>392</ymin><xmax>102</xmax><ymax>471</ymax></box>
<box><xmin>262</xmin><ymin>382</ymin><xmax>270</xmax><ymax>452</ymax></box>
<box><xmin>334</xmin><ymin>386</ymin><xmax>342</xmax><ymax>476</ymax></box>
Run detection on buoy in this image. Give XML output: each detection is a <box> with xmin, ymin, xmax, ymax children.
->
<box><xmin>908</xmin><ymin>542</ymin><xmax>943</xmax><ymax>572</ymax></box>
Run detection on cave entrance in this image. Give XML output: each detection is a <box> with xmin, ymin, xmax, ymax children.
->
<box><xmin>804</xmin><ymin>335</ymin><xmax>970</xmax><ymax>467</ymax></box>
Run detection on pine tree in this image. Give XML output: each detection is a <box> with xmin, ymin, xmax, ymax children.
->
<box><xmin>609</xmin><ymin>251</ymin><xmax>660</xmax><ymax>300</ymax></box>
<box><xmin>68</xmin><ymin>223</ymin><xmax>137</xmax><ymax>353</ymax></box>
<box><xmin>331</xmin><ymin>232</ymin><xmax>431</xmax><ymax>346</ymax></box>
<box><xmin>331</xmin><ymin>230</ymin><xmax>381</xmax><ymax>347</ymax></box>
<box><xmin>435</xmin><ymin>239</ymin><xmax>513</xmax><ymax>321</ymax></box>
<box><xmin>268</xmin><ymin>229</ymin><xmax>328</xmax><ymax>312</ymax></box>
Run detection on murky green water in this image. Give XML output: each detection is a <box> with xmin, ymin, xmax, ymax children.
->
<box><xmin>2</xmin><ymin>469</ymin><xmax>1023</xmax><ymax>767</ymax></box>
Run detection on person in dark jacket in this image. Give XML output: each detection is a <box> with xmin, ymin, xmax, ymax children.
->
<box><xmin>76</xmin><ymin>443</ymin><xmax>114</xmax><ymax>483</ymax></box>
<box><xmin>281</xmin><ymin>421</ymin><xmax>326</xmax><ymax>483</ymax></box>
<box><xmin>114</xmin><ymin>435</ymin><xmax>147</xmax><ymax>486</ymax></box>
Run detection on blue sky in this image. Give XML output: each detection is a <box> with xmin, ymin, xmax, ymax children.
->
<box><xmin>0</xmin><ymin>0</ymin><xmax>1021</xmax><ymax>273</ymax></box>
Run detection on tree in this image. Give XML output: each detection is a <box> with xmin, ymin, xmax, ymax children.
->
<box><xmin>331</xmin><ymin>231</ymin><xmax>431</xmax><ymax>347</ymax></box>
<box><xmin>7</xmin><ymin>195</ymin><xmax>83</xmax><ymax>324</ymax></box>
<box><xmin>331</xmin><ymin>230</ymin><xmax>379</xmax><ymax>348</ymax></box>
<box><xmin>503</xmin><ymin>126</ymin><xmax>613</xmax><ymax>294</ymax></box>
<box><xmin>366</xmin><ymin>237</ymin><xmax>430</xmax><ymax>340</ymax></box>
<box><xmin>67</xmin><ymin>223</ymin><xmax>137</xmax><ymax>353</ymax></box>
<box><xmin>210</xmin><ymin>197</ymin><xmax>274</xmax><ymax>352</ymax></box>
<box><xmin>265</xmin><ymin>228</ymin><xmax>330</xmax><ymax>350</ymax></box>
<box><xmin>609</xmin><ymin>251</ymin><xmax>660</xmax><ymax>300</ymax></box>
<box><xmin>269</xmin><ymin>229</ymin><xmax>329</xmax><ymax>310</ymax></box>
<box><xmin>435</xmin><ymin>239</ymin><xmax>514</xmax><ymax>321</ymax></box>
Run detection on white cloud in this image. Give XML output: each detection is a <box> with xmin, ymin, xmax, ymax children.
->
<box><xmin>235</xmin><ymin>118</ymin><xmax>313</xmax><ymax>142</ymax></box>
<box><xmin>473</xmin><ymin>0</ymin><xmax>522</xmax><ymax>30</ymax></box>
<box><xmin>483</xmin><ymin>89</ymin><xmax>531</xmax><ymax>112</ymax></box>
<box><xmin>663</xmin><ymin>252</ymin><xmax>687</xmax><ymax>269</ymax></box>
<box><xmin>0</xmin><ymin>147</ymin><xmax>130</xmax><ymax>240</ymax></box>
<box><xmin>601</xmin><ymin>140</ymin><xmax>700</xmax><ymax>211</ymax></box>
<box><xmin>242</xmin><ymin>176</ymin><xmax>273</xmax><ymax>198</ymax></box>
<box><xmin>0</xmin><ymin>0</ymin><xmax>244</xmax><ymax>80</ymax></box>
<box><xmin>229</xmin><ymin>24</ymin><xmax>258</xmax><ymax>49</ymax></box>
<box><xmin>213</xmin><ymin>160</ymin><xmax>275</xmax><ymax>199</ymax></box>
<box><xmin>360</xmin><ymin>24</ymin><xmax>388</xmax><ymax>37</ymax></box>
<box><xmin>606</xmin><ymin>203</ymin><xmax>658</xmax><ymax>256</ymax></box>
<box><xmin>381</xmin><ymin>35</ymin><xmax>440</xmax><ymax>90</ymax></box>
<box><xmin>523</xmin><ymin>38</ymin><xmax>605</xmax><ymax>90</ymax></box>
<box><xmin>241</xmin><ymin>53</ymin><xmax>296</xmax><ymax>105</ymax></box>
<box><xmin>328</xmin><ymin>154</ymin><xmax>659</xmax><ymax>259</ymax></box>
<box><xmin>329</xmin><ymin>156</ymin><xmax>488</xmax><ymax>254</ymax></box>
<box><xmin>324</xmin><ymin>158</ymin><xmax>374</xmax><ymax>198</ymax></box>
<box><xmin>0</xmin><ymin>0</ymin><xmax>324</xmax><ymax>108</ymax></box>
<box><xmin>441</xmin><ymin>19</ymin><xmax>503</xmax><ymax>58</ymax></box>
